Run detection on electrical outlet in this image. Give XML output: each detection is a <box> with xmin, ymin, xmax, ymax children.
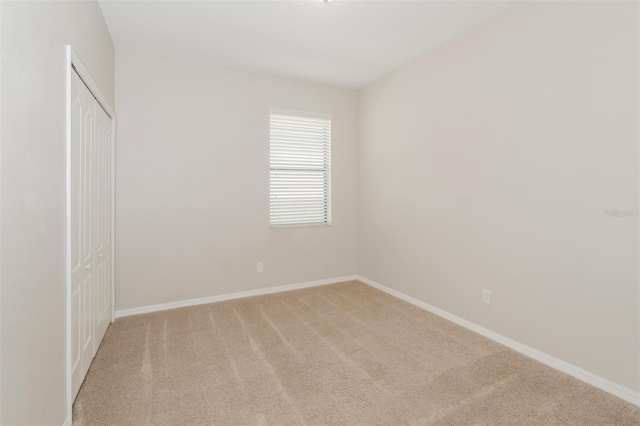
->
<box><xmin>482</xmin><ymin>289</ymin><xmax>491</xmax><ymax>304</ymax></box>
<box><xmin>257</xmin><ymin>262</ymin><xmax>264</xmax><ymax>273</ymax></box>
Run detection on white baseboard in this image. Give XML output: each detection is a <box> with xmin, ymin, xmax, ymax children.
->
<box><xmin>115</xmin><ymin>275</ymin><xmax>358</xmax><ymax>318</ymax></box>
<box><xmin>113</xmin><ymin>273</ymin><xmax>638</xmax><ymax>406</ymax></box>
<box><xmin>62</xmin><ymin>414</ymin><xmax>71</xmax><ymax>426</ymax></box>
<box><xmin>357</xmin><ymin>275</ymin><xmax>640</xmax><ymax>407</ymax></box>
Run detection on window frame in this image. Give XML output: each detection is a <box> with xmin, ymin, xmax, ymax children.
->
<box><xmin>269</xmin><ymin>108</ymin><xmax>332</xmax><ymax>229</ymax></box>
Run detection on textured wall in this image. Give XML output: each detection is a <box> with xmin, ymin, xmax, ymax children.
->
<box><xmin>358</xmin><ymin>1</ymin><xmax>639</xmax><ymax>392</ymax></box>
<box><xmin>114</xmin><ymin>50</ymin><xmax>358</xmax><ymax>311</ymax></box>
<box><xmin>0</xmin><ymin>1</ymin><xmax>114</xmax><ymax>423</ymax></box>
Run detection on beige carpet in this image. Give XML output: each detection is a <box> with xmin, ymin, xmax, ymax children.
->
<box><xmin>73</xmin><ymin>281</ymin><xmax>640</xmax><ymax>425</ymax></box>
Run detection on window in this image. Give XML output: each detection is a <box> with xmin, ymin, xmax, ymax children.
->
<box><xmin>269</xmin><ymin>109</ymin><xmax>331</xmax><ymax>228</ymax></box>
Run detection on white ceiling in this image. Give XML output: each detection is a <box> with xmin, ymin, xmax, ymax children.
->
<box><xmin>99</xmin><ymin>0</ymin><xmax>516</xmax><ymax>88</ymax></box>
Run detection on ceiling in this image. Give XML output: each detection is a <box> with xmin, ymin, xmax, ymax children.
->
<box><xmin>99</xmin><ymin>0</ymin><xmax>516</xmax><ymax>88</ymax></box>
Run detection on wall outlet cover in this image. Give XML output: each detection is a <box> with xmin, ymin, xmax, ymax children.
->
<box><xmin>482</xmin><ymin>289</ymin><xmax>491</xmax><ymax>304</ymax></box>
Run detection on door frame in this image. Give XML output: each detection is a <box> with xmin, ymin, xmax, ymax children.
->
<box><xmin>65</xmin><ymin>45</ymin><xmax>116</xmax><ymax>425</ymax></box>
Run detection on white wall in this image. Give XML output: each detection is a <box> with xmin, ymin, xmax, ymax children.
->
<box><xmin>358</xmin><ymin>0</ymin><xmax>639</xmax><ymax>393</ymax></box>
<box><xmin>115</xmin><ymin>50</ymin><xmax>358</xmax><ymax>311</ymax></box>
<box><xmin>1</xmin><ymin>2</ymin><xmax>636</xmax><ymax>422</ymax></box>
<box><xmin>0</xmin><ymin>1</ymin><xmax>114</xmax><ymax>424</ymax></box>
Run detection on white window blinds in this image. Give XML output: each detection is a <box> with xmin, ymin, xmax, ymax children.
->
<box><xmin>269</xmin><ymin>110</ymin><xmax>331</xmax><ymax>228</ymax></box>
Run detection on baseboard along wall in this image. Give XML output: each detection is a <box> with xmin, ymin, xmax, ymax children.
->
<box><xmin>113</xmin><ymin>274</ymin><xmax>639</xmax><ymax>407</ymax></box>
<box><xmin>357</xmin><ymin>275</ymin><xmax>640</xmax><ymax>407</ymax></box>
<box><xmin>115</xmin><ymin>275</ymin><xmax>359</xmax><ymax>318</ymax></box>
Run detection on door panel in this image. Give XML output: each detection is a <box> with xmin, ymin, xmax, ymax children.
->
<box><xmin>71</xmin><ymin>70</ymin><xmax>95</xmax><ymax>400</ymax></box>
<box><xmin>94</xmin><ymin>104</ymin><xmax>112</xmax><ymax>347</ymax></box>
<box><xmin>70</xmin><ymin>69</ymin><xmax>113</xmax><ymax>401</ymax></box>
<box><xmin>70</xmin><ymin>72</ymin><xmax>83</xmax><ymax>398</ymax></box>
<box><xmin>71</xmin><ymin>277</ymin><xmax>82</xmax><ymax>398</ymax></box>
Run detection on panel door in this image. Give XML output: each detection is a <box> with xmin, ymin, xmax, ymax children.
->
<box><xmin>94</xmin><ymin>104</ymin><xmax>112</xmax><ymax>348</ymax></box>
<box><xmin>70</xmin><ymin>70</ymin><xmax>96</xmax><ymax>400</ymax></box>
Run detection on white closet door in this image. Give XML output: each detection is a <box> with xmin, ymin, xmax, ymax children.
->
<box><xmin>70</xmin><ymin>69</ymin><xmax>113</xmax><ymax>400</ymax></box>
<box><xmin>94</xmin><ymin>104</ymin><xmax>112</xmax><ymax>347</ymax></box>
<box><xmin>70</xmin><ymin>70</ymin><xmax>95</xmax><ymax>400</ymax></box>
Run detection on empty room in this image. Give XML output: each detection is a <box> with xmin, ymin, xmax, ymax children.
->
<box><xmin>1</xmin><ymin>0</ymin><xmax>639</xmax><ymax>424</ymax></box>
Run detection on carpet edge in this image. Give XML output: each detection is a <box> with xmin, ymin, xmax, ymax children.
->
<box><xmin>357</xmin><ymin>274</ymin><xmax>640</xmax><ymax>407</ymax></box>
<box><xmin>115</xmin><ymin>275</ymin><xmax>359</xmax><ymax>318</ymax></box>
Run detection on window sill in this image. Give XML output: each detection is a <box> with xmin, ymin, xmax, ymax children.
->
<box><xmin>270</xmin><ymin>222</ymin><xmax>331</xmax><ymax>230</ymax></box>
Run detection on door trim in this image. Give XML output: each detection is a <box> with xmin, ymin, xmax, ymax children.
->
<box><xmin>65</xmin><ymin>45</ymin><xmax>116</xmax><ymax>424</ymax></box>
